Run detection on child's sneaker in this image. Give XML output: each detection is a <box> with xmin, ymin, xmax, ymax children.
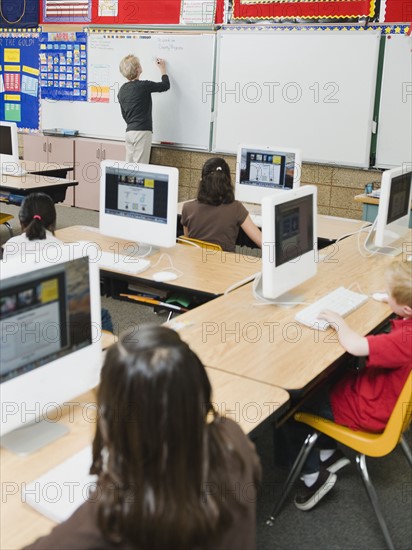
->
<box><xmin>294</xmin><ymin>470</ymin><xmax>337</xmax><ymax>511</ymax></box>
<box><xmin>321</xmin><ymin>449</ymin><xmax>351</xmax><ymax>473</ymax></box>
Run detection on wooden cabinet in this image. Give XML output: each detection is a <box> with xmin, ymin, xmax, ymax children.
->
<box><xmin>22</xmin><ymin>134</ymin><xmax>76</xmax><ymax>207</ymax></box>
<box><xmin>74</xmin><ymin>139</ymin><xmax>125</xmax><ymax>210</ymax></box>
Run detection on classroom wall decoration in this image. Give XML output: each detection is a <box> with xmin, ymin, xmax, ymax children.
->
<box><xmin>40</xmin><ymin>32</ymin><xmax>87</xmax><ymax>101</ymax></box>
<box><xmin>42</xmin><ymin>0</ymin><xmax>91</xmax><ymax>23</ymax></box>
<box><xmin>0</xmin><ymin>29</ymin><xmax>40</xmax><ymax>130</ymax></box>
<box><xmin>0</xmin><ymin>0</ymin><xmax>39</xmax><ymax>27</ymax></box>
<box><xmin>232</xmin><ymin>0</ymin><xmax>376</xmax><ymax>20</ymax></box>
<box><xmin>379</xmin><ymin>0</ymin><xmax>411</xmax><ymax>22</ymax></box>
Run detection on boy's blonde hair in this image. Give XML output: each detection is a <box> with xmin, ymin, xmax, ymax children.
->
<box><xmin>119</xmin><ymin>55</ymin><xmax>141</xmax><ymax>81</ymax></box>
<box><xmin>386</xmin><ymin>260</ymin><xmax>412</xmax><ymax>307</ymax></box>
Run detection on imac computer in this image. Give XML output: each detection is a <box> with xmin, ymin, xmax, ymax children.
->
<box><xmin>254</xmin><ymin>185</ymin><xmax>318</xmax><ymax>303</ymax></box>
<box><xmin>100</xmin><ymin>160</ymin><xmax>179</xmax><ymax>255</ymax></box>
<box><xmin>0</xmin><ymin>253</ymin><xmax>102</xmax><ymax>454</ymax></box>
<box><xmin>236</xmin><ymin>144</ymin><xmax>302</xmax><ymax>205</ymax></box>
<box><xmin>365</xmin><ymin>166</ymin><xmax>412</xmax><ymax>256</ymax></box>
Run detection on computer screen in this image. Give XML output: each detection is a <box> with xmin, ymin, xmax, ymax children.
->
<box><xmin>372</xmin><ymin>167</ymin><xmax>412</xmax><ymax>255</ymax></box>
<box><xmin>236</xmin><ymin>144</ymin><xmax>302</xmax><ymax>204</ymax></box>
<box><xmin>258</xmin><ymin>185</ymin><xmax>317</xmax><ymax>301</ymax></box>
<box><xmin>0</xmin><ymin>253</ymin><xmax>102</xmax><ymax>449</ymax></box>
<box><xmin>0</xmin><ymin>121</ymin><xmax>19</xmax><ymax>167</ymax></box>
<box><xmin>100</xmin><ymin>160</ymin><xmax>179</xmax><ymax>252</ymax></box>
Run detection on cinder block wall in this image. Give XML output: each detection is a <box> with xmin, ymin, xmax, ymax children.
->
<box><xmin>151</xmin><ymin>146</ymin><xmax>382</xmax><ymax>220</ymax></box>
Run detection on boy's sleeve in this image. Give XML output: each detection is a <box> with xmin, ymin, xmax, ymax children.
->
<box><xmin>366</xmin><ymin>328</ymin><xmax>411</xmax><ymax>369</ymax></box>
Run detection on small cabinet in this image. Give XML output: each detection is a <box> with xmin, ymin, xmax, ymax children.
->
<box><xmin>75</xmin><ymin>139</ymin><xmax>125</xmax><ymax>210</ymax></box>
<box><xmin>22</xmin><ymin>134</ymin><xmax>76</xmax><ymax>206</ymax></box>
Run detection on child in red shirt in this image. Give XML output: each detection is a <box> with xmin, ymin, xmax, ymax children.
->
<box><xmin>284</xmin><ymin>260</ymin><xmax>412</xmax><ymax>511</ymax></box>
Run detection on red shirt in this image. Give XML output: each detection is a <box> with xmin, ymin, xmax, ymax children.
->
<box><xmin>330</xmin><ymin>318</ymin><xmax>412</xmax><ymax>432</ymax></box>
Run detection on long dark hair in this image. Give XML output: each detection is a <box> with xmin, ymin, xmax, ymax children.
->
<box><xmin>91</xmin><ymin>325</ymin><xmax>245</xmax><ymax>549</ymax></box>
<box><xmin>197</xmin><ymin>157</ymin><xmax>234</xmax><ymax>206</ymax></box>
<box><xmin>19</xmin><ymin>192</ymin><xmax>56</xmax><ymax>241</ymax></box>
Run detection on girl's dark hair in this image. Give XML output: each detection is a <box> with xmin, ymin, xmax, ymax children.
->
<box><xmin>197</xmin><ymin>157</ymin><xmax>234</xmax><ymax>206</ymax></box>
<box><xmin>92</xmin><ymin>325</ymin><xmax>245</xmax><ymax>550</ymax></box>
<box><xmin>19</xmin><ymin>192</ymin><xmax>56</xmax><ymax>241</ymax></box>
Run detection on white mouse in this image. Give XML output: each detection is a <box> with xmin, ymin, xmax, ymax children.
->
<box><xmin>371</xmin><ymin>292</ymin><xmax>389</xmax><ymax>303</ymax></box>
<box><xmin>152</xmin><ymin>271</ymin><xmax>178</xmax><ymax>283</ymax></box>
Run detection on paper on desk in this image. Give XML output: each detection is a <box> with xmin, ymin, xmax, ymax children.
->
<box><xmin>23</xmin><ymin>446</ymin><xmax>96</xmax><ymax>523</ymax></box>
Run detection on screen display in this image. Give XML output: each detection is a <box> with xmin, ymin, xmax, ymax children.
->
<box><xmin>0</xmin><ymin>126</ymin><xmax>13</xmax><ymax>156</ymax></box>
<box><xmin>387</xmin><ymin>172</ymin><xmax>412</xmax><ymax>225</ymax></box>
<box><xmin>275</xmin><ymin>194</ymin><xmax>314</xmax><ymax>266</ymax></box>
<box><xmin>239</xmin><ymin>147</ymin><xmax>296</xmax><ymax>190</ymax></box>
<box><xmin>0</xmin><ymin>257</ymin><xmax>92</xmax><ymax>384</ymax></box>
<box><xmin>105</xmin><ymin>166</ymin><xmax>169</xmax><ymax>224</ymax></box>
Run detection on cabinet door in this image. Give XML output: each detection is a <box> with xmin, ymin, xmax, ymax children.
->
<box><xmin>74</xmin><ymin>139</ymin><xmax>102</xmax><ymax>210</ymax></box>
<box><xmin>22</xmin><ymin>134</ymin><xmax>48</xmax><ymax>162</ymax></box>
<box><xmin>48</xmin><ymin>137</ymin><xmax>76</xmax><ymax>207</ymax></box>
<box><xmin>101</xmin><ymin>141</ymin><xmax>125</xmax><ymax>162</ymax></box>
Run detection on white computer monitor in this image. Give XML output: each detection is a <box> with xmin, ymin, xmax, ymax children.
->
<box><xmin>371</xmin><ymin>166</ymin><xmax>412</xmax><ymax>255</ymax></box>
<box><xmin>0</xmin><ymin>252</ymin><xmax>102</xmax><ymax>453</ymax></box>
<box><xmin>0</xmin><ymin>121</ymin><xmax>19</xmax><ymax>172</ymax></box>
<box><xmin>100</xmin><ymin>160</ymin><xmax>179</xmax><ymax>255</ymax></box>
<box><xmin>256</xmin><ymin>185</ymin><xmax>318</xmax><ymax>303</ymax></box>
<box><xmin>235</xmin><ymin>144</ymin><xmax>302</xmax><ymax>205</ymax></box>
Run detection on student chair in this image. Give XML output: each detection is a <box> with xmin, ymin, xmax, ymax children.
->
<box><xmin>0</xmin><ymin>213</ymin><xmax>14</xmax><ymax>238</ymax></box>
<box><xmin>177</xmin><ymin>236</ymin><xmax>222</xmax><ymax>251</ymax></box>
<box><xmin>268</xmin><ymin>371</ymin><xmax>412</xmax><ymax>550</ymax></box>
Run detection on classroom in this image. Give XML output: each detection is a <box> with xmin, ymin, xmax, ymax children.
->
<box><xmin>0</xmin><ymin>0</ymin><xmax>411</xmax><ymax>548</ymax></box>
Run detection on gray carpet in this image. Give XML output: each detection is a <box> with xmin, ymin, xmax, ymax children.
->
<box><xmin>1</xmin><ymin>203</ymin><xmax>411</xmax><ymax>549</ymax></box>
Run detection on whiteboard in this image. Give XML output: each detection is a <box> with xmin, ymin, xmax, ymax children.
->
<box><xmin>41</xmin><ymin>32</ymin><xmax>216</xmax><ymax>149</ymax></box>
<box><xmin>375</xmin><ymin>35</ymin><xmax>412</xmax><ymax>169</ymax></box>
<box><xmin>213</xmin><ymin>31</ymin><xmax>380</xmax><ymax>168</ymax></box>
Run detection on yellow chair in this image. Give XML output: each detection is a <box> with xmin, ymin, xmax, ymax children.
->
<box><xmin>0</xmin><ymin>213</ymin><xmax>14</xmax><ymax>238</ymax></box>
<box><xmin>178</xmin><ymin>236</ymin><xmax>222</xmax><ymax>251</ymax></box>
<box><xmin>268</xmin><ymin>371</ymin><xmax>412</xmax><ymax>550</ymax></box>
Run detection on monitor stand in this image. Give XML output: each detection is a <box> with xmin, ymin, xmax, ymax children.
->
<box><xmin>252</xmin><ymin>273</ymin><xmax>304</xmax><ymax>307</ymax></box>
<box><xmin>1</xmin><ymin>420</ymin><xmax>69</xmax><ymax>455</ymax></box>
<box><xmin>128</xmin><ymin>242</ymin><xmax>160</xmax><ymax>258</ymax></box>
<box><xmin>364</xmin><ymin>227</ymin><xmax>402</xmax><ymax>256</ymax></box>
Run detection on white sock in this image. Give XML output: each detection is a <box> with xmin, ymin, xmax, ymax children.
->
<box><xmin>301</xmin><ymin>471</ymin><xmax>319</xmax><ymax>487</ymax></box>
<box><xmin>320</xmin><ymin>449</ymin><xmax>335</xmax><ymax>462</ymax></box>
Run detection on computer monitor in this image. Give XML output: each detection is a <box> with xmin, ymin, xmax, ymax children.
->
<box><xmin>100</xmin><ymin>160</ymin><xmax>179</xmax><ymax>255</ymax></box>
<box><xmin>0</xmin><ymin>121</ymin><xmax>19</xmax><ymax>172</ymax></box>
<box><xmin>0</xmin><ymin>253</ymin><xmax>102</xmax><ymax>454</ymax></box>
<box><xmin>255</xmin><ymin>185</ymin><xmax>318</xmax><ymax>303</ymax></box>
<box><xmin>236</xmin><ymin>144</ymin><xmax>302</xmax><ymax>204</ymax></box>
<box><xmin>368</xmin><ymin>166</ymin><xmax>412</xmax><ymax>256</ymax></box>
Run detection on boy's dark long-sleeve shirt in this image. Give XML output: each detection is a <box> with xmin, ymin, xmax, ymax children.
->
<box><xmin>118</xmin><ymin>75</ymin><xmax>170</xmax><ymax>132</ymax></box>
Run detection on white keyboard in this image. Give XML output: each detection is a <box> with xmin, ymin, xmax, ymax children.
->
<box><xmin>295</xmin><ymin>286</ymin><xmax>369</xmax><ymax>330</ymax></box>
<box><xmin>97</xmin><ymin>251</ymin><xmax>151</xmax><ymax>275</ymax></box>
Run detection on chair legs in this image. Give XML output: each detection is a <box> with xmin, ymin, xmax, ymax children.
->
<box><xmin>267</xmin><ymin>431</ymin><xmax>319</xmax><ymax>525</ymax></box>
<box><xmin>399</xmin><ymin>435</ymin><xmax>412</xmax><ymax>467</ymax></box>
<box><xmin>356</xmin><ymin>454</ymin><xmax>395</xmax><ymax>550</ymax></box>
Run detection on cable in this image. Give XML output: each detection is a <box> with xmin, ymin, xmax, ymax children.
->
<box><xmin>0</xmin><ymin>0</ymin><xmax>26</xmax><ymax>24</ymax></box>
<box><xmin>150</xmin><ymin>253</ymin><xmax>184</xmax><ymax>279</ymax></box>
<box><xmin>224</xmin><ymin>271</ymin><xmax>260</xmax><ymax>295</ymax></box>
<box><xmin>176</xmin><ymin>237</ymin><xmax>201</xmax><ymax>249</ymax></box>
<box><xmin>333</xmin><ymin>221</ymin><xmax>372</xmax><ymax>245</ymax></box>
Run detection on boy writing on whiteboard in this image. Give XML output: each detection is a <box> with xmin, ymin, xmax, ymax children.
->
<box><xmin>118</xmin><ymin>55</ymin><xmax>170</xmax><ymax>164</ymax></box>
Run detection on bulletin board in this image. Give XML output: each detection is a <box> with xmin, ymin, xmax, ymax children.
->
<box><xmin>41</xmin><ymin>30</ymin><xmax>216</xmax><ymax>149</ymax></box>
<box><xmin>0</xmin><ymin>0</ymin><xmax>39</xmax><ymax>27</ymax></box>
<box><xmin>0</xmin><ymin>30</ymin><xmax>40</xmax><ymax>130</ymax></box>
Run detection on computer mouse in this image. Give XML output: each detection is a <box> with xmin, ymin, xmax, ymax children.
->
<box><xmin>152</xmin><ymin>271</ymin><xmax>178</xmax><ymax>282</ymax></box>
<box><xmin>371</xmin><ymin>292</ymin><xmax>389</xmax><ymax>303</ymax></box>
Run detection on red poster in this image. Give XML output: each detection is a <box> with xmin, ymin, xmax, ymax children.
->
<box><xmin>232</xmin><ymin>0</ymin><xmax>376</xmax><ymax>20</ymax></box>
<box><xmin>380</xmin><ymin>0</ymin><xmax>411</xmax><ymax>22</ymax></box>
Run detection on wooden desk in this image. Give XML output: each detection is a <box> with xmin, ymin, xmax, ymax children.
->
<box><xmin>1</xmin><ymin>374</ymin><xmax>288</xmax><ymax>549</ymax></box>
<box><xmin>55</xmin><ymin>226</ymin><xmax>261</xmax><ymax>299</ymax></box>
<box><xmin>24</xmin><ymin>160</ymin><xmax>74</xmax><ymax>179</ymax></box>
<box><xmin>171</xmin><ymin>231</ymin><xmax>412</xmax><ymax>392</ymax></box>
<box><xmin>0</xmin><ymin>173</ymin><xmax>78</xmax><ymax>205</ymax></box>
<box><xmin>354</xmin><ymin>193</ymin><xmax>412</xmax><ymax>227</ymax></box>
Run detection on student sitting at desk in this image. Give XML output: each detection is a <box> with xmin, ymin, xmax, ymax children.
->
<box><xmin>1</xmin><ymin>192</ymin><xmax>113</xmax><ymax>333</ymax></box>
<box><xmin>181</xmin><ymin>157</ymin><xmax>262</xmax><ymax>252</ymax></box>
<box><xmin>280</xmin><ymin>260</ymin><xmax>412</xmax><ymax>512</ymax></box>
<box><xmin>25</xmin><ymin>326</ymin><xmax>262</xmax><ymax>550</ymax></box>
